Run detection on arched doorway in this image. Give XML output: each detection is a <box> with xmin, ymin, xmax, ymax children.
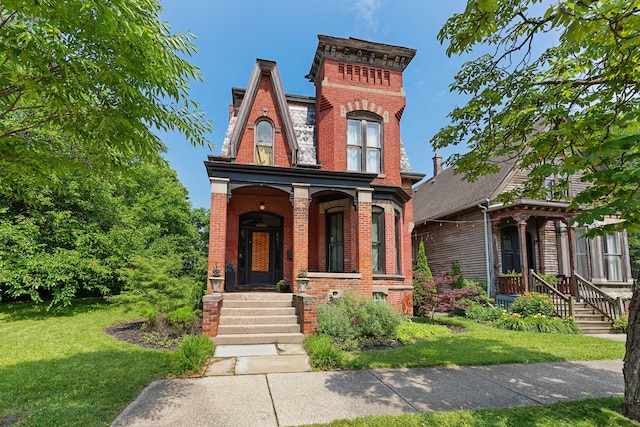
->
<box><xmin>237</xmin><ymin>212</ymin><xmax>283</xmax><ymax>288</ymax></box>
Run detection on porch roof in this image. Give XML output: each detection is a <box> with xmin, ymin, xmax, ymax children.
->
<box><xmin>204</xmin><ymin>160</ymin><xmax>411</xmax><ymax>206</ymax></box>
<box><xmin>487</xmin><ymin>199</ymin><xmax>575</xmax><ymax>222</ymax></box>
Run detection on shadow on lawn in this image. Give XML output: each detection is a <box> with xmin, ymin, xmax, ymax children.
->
<box><xmin>0</xmin><ymin>347</ymin><xmax>175</xmax><ymax>427</ymax></box>
<box><xmin>0</xmin><ymin>297</ymin><xmax>111</xmax><ymax>321</ymax></box>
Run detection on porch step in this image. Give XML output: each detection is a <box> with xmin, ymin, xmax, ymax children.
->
<box><xmin>222</xmin><ymin>299</ymin><xmax>294</xmax><ymax>308</ymax></box>
<box><xmin>220</xmin><ymin>315</ymin><xmax>299</xmax><ymax>325</ymax></box>
<box><xmin>220</xmin><ymin>307</ymin><xmax>297</xmax><ymax>316</ymax></box>
<box><xmin>214</xmin><ymin>293</ymin><xmax>304</xmax><ymax>345</ymax></box>
<box><xmin>573</xmin><ymin>303</ymin><xmax>613</xmax><ymax>334</ymax></box>
<box><xmin>213</xmin><ymin>333</ymin><xmax>304</xmax><ymax>345</ymax></box>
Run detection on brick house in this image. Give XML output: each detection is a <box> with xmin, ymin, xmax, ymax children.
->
<box><xmin>413</xmin><ymin>154</ymin><xmax>633</xmax><ymax>321</ymax></box>
<box><xmin>202</xmin><ymin>35</ymin><xmax>424</xmax><ymax>340</ymax></box>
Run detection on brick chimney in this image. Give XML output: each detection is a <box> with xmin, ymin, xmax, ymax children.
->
<box><xmin>433</xmin><ymin>153</ymin><xmax>443</xmax><ymax>177</ymax></box>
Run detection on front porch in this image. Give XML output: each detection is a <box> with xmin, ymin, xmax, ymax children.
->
<box><xmin>495</xmin><ymin>270</ymin><xmax>629</xmax><ymax>333</ymax></box>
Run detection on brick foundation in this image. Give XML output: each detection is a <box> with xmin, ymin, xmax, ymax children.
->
<box><xmin>294</xmin><ymin>293</ymin><xmax>318</xmax><ymax>335</ymax></box>
<box><xmin>202</xmin><ymin>294</ymin><xmax>223</xmax><ymax>337</ymax></box>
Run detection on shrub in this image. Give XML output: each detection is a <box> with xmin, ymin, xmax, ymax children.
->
<box><xmin>413</xmin><ymin>241</ymin><xmax>433</xmax><ymax>314</ymax></box>
<box><xmin>510</xmin><ymin>292</ymin><xmax>555</xmax><ymax>317</ymax></box>
<box><xmin>304</xmin><ymin>335</ymin><xmax>344</xmax><ymax>370</ymax></box>
<box><xmin>173</xmin><ymin>335</ymin><xmax>214</xmax><ymax>376</ymax></box>
<box><xmin>612</xmin><ymin>315</ymin><xmax>628</xmax><ymax>333</ymax></box>
<box><xmin>450</xmin><ymin>260</ymin><xmax>465</xmax><ymax>289</ymax></box>
<box><xmin>465</xmin><ymin>303</ymin><xmax>503</xmax><ymax>323</ymax></box>
<box><xmin>494</xmin><ymin>314</ymin><xmax>581</xmax><ymax>334</ymax></box>
<box><xmin>317</xmin><ymin>291</ymin><xmax>402</xmax><ymax>349</ymax></box>
<box><xmin>167</xmin><ymin>305</ymin><xmax>201</xmax><ymax>335</ymax></box>
<box><xmin>538</xmin><ymin>274</ymin><xmax>559</xmax><ymax>285</ymax></box>
<box><xmin>394</xmin><ymin>319</ymin><xmax>451</xmax><ymax>344</ymax></box>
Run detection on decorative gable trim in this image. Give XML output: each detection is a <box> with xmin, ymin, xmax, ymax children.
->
<box><xmin>228</xmin><ymin>59</ymin><xmax>300</xmax><ymax>165</ymax></box>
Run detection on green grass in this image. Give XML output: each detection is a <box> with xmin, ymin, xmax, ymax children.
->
<box><xmin>344</xmin><ymin>316</ymin><xmax>625</xmax><ymax>370</ymax></box>
<box><xmin>307</xmin><ymin>397</ymin><xmax>639</xmax><ymax>426</ymax></box>
<box><xmin>0</xmin><ymin>299</ymin><xmax>175</xmax><ymax>427</ymax></box>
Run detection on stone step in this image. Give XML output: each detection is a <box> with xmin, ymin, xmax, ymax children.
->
<box><xmin>223</xmin><ymin>292</ymin><xmax>294</xmax><ymax>301</ymax></box>
<box><xmin>222</xmin><ymin>299</ymin><xmax>294</xmax><ymax>308</ymax></box>
<box><xmin>218</xmin><ymin>323</ymin><xmax>301</xmax><ymax>335</ymax></box>
<box><xmin>574</xmin><ymin>315</ymin><xmax>607</xmax><ymax>321</ymax></box>
<box><xmin>581</xmin><ymin>327</ymin><xmax>614</xmax><ymax>334</ymax></box>
<box><xmin>213</xmin><ymin>333</ymin><xmax>304</xmax><ymax>345</ymax></box>
<box><xmin>220</xmin><ymin>307</ymin><xmax>296</xmax><ymax>316</ymax></box>
<box><xmin>219</xmin><ymin>315</ymin><xmax>299</xmax><ymax>325</ymax></box>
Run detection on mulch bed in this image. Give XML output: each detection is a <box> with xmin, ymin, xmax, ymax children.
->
<box><xmin>105</xmin><ymin>319</ymin><xmax>201</xmax><ymax>351</ymax></box>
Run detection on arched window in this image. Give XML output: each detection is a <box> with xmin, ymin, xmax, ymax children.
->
<box><xmin>346</xmin><ymin>111</ymin><xmax>382</xmax><ymax>173</ymax></box>
<box><xmin>255</xmin><ymin>120</ymin><xmax>273</xmax><ymax>165</ymax></box>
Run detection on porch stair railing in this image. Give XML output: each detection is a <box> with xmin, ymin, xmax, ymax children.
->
<box><xmin>574</xmin><ymin>273</ymin><xmax>626</xmax><ymax>321</ymax></box>
<box><xmin>530</xmin><ymin>271</ymin><xmax>573</xmax><ymax>318</ymax></box>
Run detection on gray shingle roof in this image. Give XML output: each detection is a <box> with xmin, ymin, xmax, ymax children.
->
<box><xmin>413</xmin><ymin>157</ymin><xmax>517</xmax><ymax>222</ymax></box>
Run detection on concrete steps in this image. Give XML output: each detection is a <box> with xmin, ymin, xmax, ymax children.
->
<box><xmin>214</xmin><ymin>293</ymin><xmax>304</xmax><ymax>345</ymax></box>
<box><xmin>573</xmin><ymin>303</ymin><xmax>613</xmax><ymax>334</ymax></box>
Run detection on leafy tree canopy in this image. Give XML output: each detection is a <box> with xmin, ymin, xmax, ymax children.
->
<box><xmin>0</xmin><ymin>0</ymin><xmax>211</xmax><ymax>200</ymax></box>
<box><xmin>433</xmin><ymin>0</ymin><xmax>640</xmax><ymax>234</ymax></box>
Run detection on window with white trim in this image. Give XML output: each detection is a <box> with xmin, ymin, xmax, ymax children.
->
<box><xmin>255</xmin><ymin>121</ymin><xmax>273</xmax><ymax>165</ymax></box>
<box><xmin>603</xmin><ymin>232</ymin><xmax>623</xmax><ymax>281</ymax></box>
<box><xmin>372</xmin><ymin>207</ymin><xmax>384</xmax><ymax>273</ymax></box>
<box><xmin>346</xmin><ymin>112</ymin><xmax>382</xmax><ymax>173</ymax></box>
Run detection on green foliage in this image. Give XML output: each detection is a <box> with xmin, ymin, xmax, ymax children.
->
<box><xmin>494</xmin><ymin>314</ymin><xmax>581</xmax><ymax>334</ymax></box>
<box><xmin>510</xmin><ymin>292</ymin><xmax>556</xmax><ymax>318</ymax></box>
<box><xmin>173</xmin><ymin>335</ymin><xmax>215</xmax><ymax>376</ymax></box>
<box><xmin>166</xmin><ymin>305</ymin><xmax>201</xmax><ymax>335</ymax></box>
<box><xmin>414</xmin><ymin>241</ymin><xmax>432</xmax><ymax>279</ymax></box>
<box><xmin>450</xmin><ymin>260</ymin><xmax>465</xmax><ymax>288</ymax></box>
<box><xmin>434</xmin><ymin>1</ymin><xmax>640</xmax><ymax>234</ymax></box>
<box><xmin>317</xmin><ymin>291</ymin><xmax>403</xmax><ymax>349</ymax></box>
<box><xmin>304</xmin><ymin>335</ymin><xmax>345</xmax><ymax>370</ymax></box>
<box><xmin>539</xmin><ymin>274</ymin><xmax>559</xmax><ymax>285</ymax></box>
<box><xmin>613</xmin><ymin>315</ymin><xmax>629</xmax><ymax>333</ymax></box>
<box><xmin>0</xmin><ymin>160</ymin><xmax>208</xmax><ymax>308</ymax></box>
<box><xmin>465</xmin><ymin>303</ymin><xmax>504</xmax><ymax>323</ymax></box>
<box><xmin>394</xmin><ymin>319</ymin><xmax>451</xmax><ymax>344</ymax></box>
<box><xmin>0</xmin><ymin>0</ymin><xmax>211</xmax><ymax>201</ymax></box>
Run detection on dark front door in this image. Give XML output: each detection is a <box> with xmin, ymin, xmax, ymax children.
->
<box><xmin>501</xmin><ymin>226</ymin><xmax>536</xmax><ymax>274</ymax></box>
<box><xmin>238</xmin><ymin>212</ymin><xmax>283</xmax><ymax>288</ymax></box>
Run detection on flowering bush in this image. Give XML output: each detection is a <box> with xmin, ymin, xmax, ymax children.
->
<box><xmin>510</xmin><ymin>292</ymin><xmax>555</xmax><ymax>317</ymax></box>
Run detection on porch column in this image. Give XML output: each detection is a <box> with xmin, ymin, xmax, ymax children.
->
<box><xmin>292</xmin><ymin>183</ymin><xmax>310</xmax><ymax>292</ymax></box>
<box><xmin>537</xmin><ymin>218</ymin><xmax>547</xmax><ymax>274</ymax></box>
<box><xmin>208</xmin><ymin>178</ymin><xmax>229</xmax><ymax>293</ymax></box>
<box><xmin>357</xmin><ymin>188</ymin><xmax>373</xmax><ymax>296</ymax></box>
<box><xmin>516</xmin><ymin>215</ymin><xmax>529</xmax><ymax>292</ymax></box>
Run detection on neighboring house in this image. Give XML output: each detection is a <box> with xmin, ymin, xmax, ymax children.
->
<box><xmin>412</xmin><ymin>154</ymin><xmax>634</xmax><ymax>302</ymax></box>
<box><xmin>202</xmin><ymin>35</ymin><xmax>424</xmax><ymax>338</ymax></box>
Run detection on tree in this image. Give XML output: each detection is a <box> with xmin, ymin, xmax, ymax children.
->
<box><xmin>413</xmin><ymin>241</ymin><xmax>433</xmax><ymax>315</ymax></box>
<box><xmin>0</xmin><ymin>0</ymin><xmax>211</xmax><ymax>200</ymax></box>
<box><xmin>434</xmin><ymin>0</ymin><xmax>639</xmax><ymax>420</ymax></box>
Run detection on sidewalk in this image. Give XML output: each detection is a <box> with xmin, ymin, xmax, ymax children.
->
<box><xmin>112</xmin><ymin>358</ymin><xmax>623</xmax><ymax>427</ymax></box>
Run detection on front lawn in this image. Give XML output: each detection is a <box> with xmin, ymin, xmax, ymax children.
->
<box><xmin>344</xmin><ymin>316</ymin><xmax>625</xmax><ymax>370</ymax></box>
<box><xmin>308</xmin><ymin>397</ymin><xmax>639</xmax><ymax>427</ymax></box>
<box><xmin>0</xmin><ymin>299</ymin><xmax>175</xmax><ymax>427</ymax></box>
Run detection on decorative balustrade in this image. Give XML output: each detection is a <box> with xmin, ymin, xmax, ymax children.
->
<box><xmin>574</xmin><ymin>273</ymin><xmax>625</xmax><ymax>321</ymax></box>
<box><xmin>497</xmin><ymin>275</ymin><xmax>524</xmax><ymax>295</ymax></box>
<box><xmin>530</xmin><ymin>271</ymin><xmax>573</xmax><ymax>318</ymax></box>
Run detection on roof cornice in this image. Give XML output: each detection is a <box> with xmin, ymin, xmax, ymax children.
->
<box><xmin>306</xmin><ymin>35</ymin><xmax>417</xmax><ymax>83</ymax></box>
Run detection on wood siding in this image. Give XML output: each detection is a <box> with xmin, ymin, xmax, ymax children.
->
<box><xmin>415</xmin><ymin>210</ymin><xmax>488</xmax><ymax>285</ymax></box>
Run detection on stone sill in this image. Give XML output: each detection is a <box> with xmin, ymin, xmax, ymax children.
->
<box><xmin>307</xmin><ymin>272</ymin><xmax>362</xmax><ymax>280</ymax></box>
<box><xmin>373</xmin><ymin>274</ymin><xmax>405</xmax><ymax>281</ymax></box>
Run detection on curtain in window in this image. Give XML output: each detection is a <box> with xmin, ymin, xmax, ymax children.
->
<box><xmin>255</xmin><ymin>121</ymin><xmax>273</xmax><ymax>165</ymax></box>
<box><xmin>603</xmin><ymin>232</ymin><xmax>622</xmax><ymax>281</ymax></box>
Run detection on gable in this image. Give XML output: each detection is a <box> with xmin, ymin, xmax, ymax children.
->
<box><xmin>226</xmin><ymin>60</ymin><xmax>299</xmax><ymax>166</ymax></box>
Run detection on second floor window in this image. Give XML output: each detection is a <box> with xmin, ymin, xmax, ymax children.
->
<box><xmin>255</xmin><ymin>121</ymin><xmax>273</xmax><ymax>165</ymax></box>
<box><xmin>347</xmin><ymin>115</ymin><xmax>382</xmax><ymax>173</ymax></box>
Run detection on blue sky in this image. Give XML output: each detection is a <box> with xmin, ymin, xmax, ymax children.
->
<box><xmin>159</xmin><ymin>0</ymin><xmax>476</xmax><ymax>209</ymax></box>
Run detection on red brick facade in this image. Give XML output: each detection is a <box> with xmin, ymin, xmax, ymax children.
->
<box><xmin>203</xmin><ymin>35</ymin><xmax>423</xmax><ymax>336</ymax></box>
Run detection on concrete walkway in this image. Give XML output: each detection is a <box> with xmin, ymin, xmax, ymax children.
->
<box><xmin>112</xmin><ymin>358</ymin><xmax>624</xmax><ymax>427</ymax></box>
<box><xmin>204</xmin><ymin>344</ymin><xmax>311</xmax><ymax>376</ymax></box>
